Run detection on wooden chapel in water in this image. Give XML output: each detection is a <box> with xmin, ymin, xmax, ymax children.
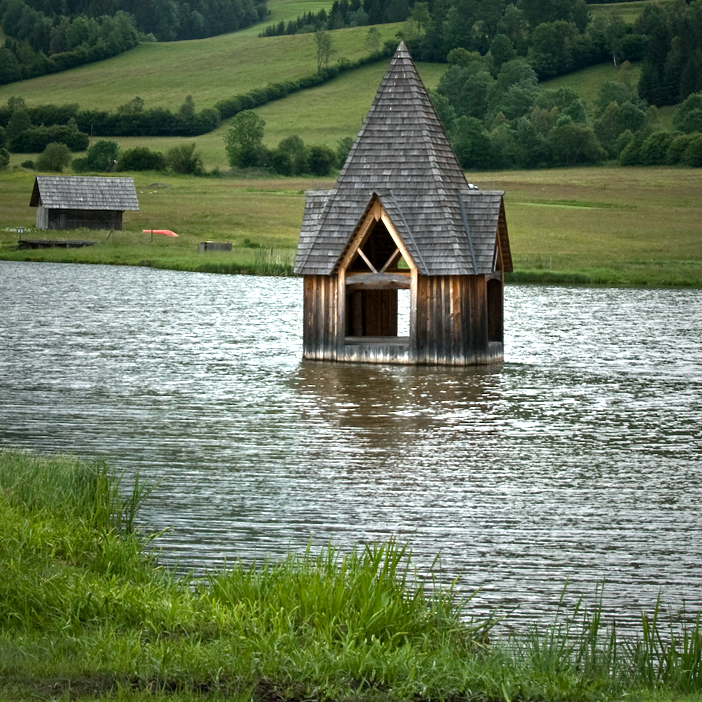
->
<box><xmin>294</xmin><ymin>42</ymin><xmax>512</xmax><ymax>365</ymax></box>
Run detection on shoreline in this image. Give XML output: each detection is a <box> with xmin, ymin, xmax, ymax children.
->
<box><xmin>1</xmin><ymin>252</ymin><xmax>701</xmax><ymax>288</ymax></box>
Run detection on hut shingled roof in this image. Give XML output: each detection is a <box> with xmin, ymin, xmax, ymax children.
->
<box><xmin>30</xmin><ymin>176</ymin><xmax>140</xmax><ymax>211</ymax></box>
<box><xmin>295</xmin><ymin>42</ymin><xmax>511</xmax><ymax>277</ymax></box>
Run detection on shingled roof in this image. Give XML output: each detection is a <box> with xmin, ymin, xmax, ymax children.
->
<box><xmin>30</xmin><ymin>176</ymin><xmax>139</xmax><ymax>211</ymax></box>
<box><xmin>295</xmin><ymin>42</ymin><xmax>511</xmax><ymax>277</ymax></box>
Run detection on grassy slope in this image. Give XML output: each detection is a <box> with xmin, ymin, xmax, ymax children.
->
<box><xmin>2</xmin><ymin>167</ymin><xmax>701</xmax><ymax>286</ymax></box>
<box><xmin>543</xmin><ymin>62</ymin><xmax>641</xmax><ymax>113</ymax></box>
<box><xmin>4</xmin><ymin>59</ymin><xmax>445</xmax><ymax>171</ymax></box>
<box><xmin>0</xmin><ymin>22</ymin><xmax>401</xmax><ymax>111</ymax></box>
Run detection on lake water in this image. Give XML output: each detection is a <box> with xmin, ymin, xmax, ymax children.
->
<box><xmin>1</xmin><ymin>260</ymin><xmax>701</xmax><ymax>633</ymax></box>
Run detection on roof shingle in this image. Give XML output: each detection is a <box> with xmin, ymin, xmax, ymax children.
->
<box><xmin>30</xmin><ymin>176</ymin><xmax>140</xmax><ymax>211</ymax></box>
<box><xmin>295</xmin><ymin>42</ymin><xmax>512</xmax><ymax>276</ymax></box>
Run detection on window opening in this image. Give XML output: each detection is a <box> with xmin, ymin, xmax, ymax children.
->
<box><xmin>345</xmin><ymin>219</ymin><xmax>411</xmax><ymax>342</ymax></box>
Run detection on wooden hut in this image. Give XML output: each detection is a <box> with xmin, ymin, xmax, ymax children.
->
<box><xmin>294</xmin><ymin>42</ymin><xmax>512</xmax><ymax>366</ymax></box>
<box><xmin>30</xmin><ymin>176</ymin><xmax>139</xmax><ymax>230</ymax></box>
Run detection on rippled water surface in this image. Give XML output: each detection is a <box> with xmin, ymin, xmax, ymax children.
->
<box><xmin>1</xmin><ymin>261</ymin><xmax>701</xmax><ymax>631</ymax></box>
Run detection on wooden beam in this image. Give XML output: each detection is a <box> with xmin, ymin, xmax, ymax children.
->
<box><xmin>356</xmin><ymin>247</ymin><xmax>378</xmax><ymax>273</ymax></box>
<box><xmin>345</xmin><ymin>272</ymin><xmax>411</xmax><ymax>290</ymax></box>
<box><xmin>380</xmin><ymin>247</ymin><xmax>402</xmax><ymax>273</ymax></box>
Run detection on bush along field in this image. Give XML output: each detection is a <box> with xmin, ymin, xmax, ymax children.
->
<box><xmin>1</xmin><ymin>447</ymin><xmax>702</xmax><ymax>702</ymax></box>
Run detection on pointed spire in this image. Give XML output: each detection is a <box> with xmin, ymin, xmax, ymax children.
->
<box><xmin>295</xmin><ymin>43</ymin><xmax>505</xmax><ymax>277</ymax></box>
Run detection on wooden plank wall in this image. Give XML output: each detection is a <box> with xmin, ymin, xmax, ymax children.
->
<box><xmin>303</xmin><ymin>274</ymin><xmax>504</xmax><ymax>366</ymax></box>
<box><xmin>414</xmin><ymin>275</ymin><xmax>502</xmax><ymax>365</ymax></box>
<box><xmin>303</xmin><ymin>275</ymin><xmax>339</xmax><ymax>360</ymax></box>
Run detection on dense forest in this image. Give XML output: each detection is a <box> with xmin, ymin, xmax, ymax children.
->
<box><xmin>0</xmin><ymin>0</ymin><xmax>268</xmax><ymax>85</ymax></box>
<box><xmin>1</xmin><ymin>0</ymin><xmax>701</xmax><ymax>173</ymax></box>
<box><xmin>261</xmin><ymin>0</ymin><xmax>702</xmax><ymax>103</ymax></box>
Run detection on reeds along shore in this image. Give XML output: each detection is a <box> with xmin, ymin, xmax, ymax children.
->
<box><xmin>1</xmin><ymin>447</ymin><xmax>701</xmax><ymax>702</ymax></box>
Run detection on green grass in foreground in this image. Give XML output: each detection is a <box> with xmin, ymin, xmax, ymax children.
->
<box><xmin>2</xmin><ymin>167</ymin><xmax>701</xmax><ymax>286</ymax></box>
<box><xmin>1</xmin><ymin>448</ymin><xmax>702</xmax><ymax>702</ymax></box>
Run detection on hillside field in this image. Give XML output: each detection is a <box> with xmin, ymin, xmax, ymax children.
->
<box><xmin>2</xmin><ymin>167</ymin><xmax>701</xmax><ymax>287</ymax></box>
<box><xmin>0</xmin><ymin>23</ymin><xmax>403</xmax><ymax>112</ymax></box>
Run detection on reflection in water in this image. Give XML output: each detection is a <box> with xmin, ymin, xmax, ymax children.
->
<box><xmin>1</xmin><ymin>261</ymin><xmax>701</xmax><ymax>634</ymax></box>
<box><xmin>295</xmin><ymin>361</ymin><xmax>493</xmax><ymax>442</ymax></box>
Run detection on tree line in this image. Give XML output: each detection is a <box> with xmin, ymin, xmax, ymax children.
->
<box><xmin>432</xmin><ymin>51</ymin><xmax>702</xmax><ymax>169</ymax></box>
<box><xmin>259</xmin><ymin>0</ymin><xmax>701</xmax><ymax>103</ymax></box>
<box><xmin>0</xmin><ymin>0</ymin><xmax>267</xmax><ymax>86</ymax></box>
<box><xmin>0</xmin><ymin>3</ymin><xmax>139</xmax><ymax>85</ymax></box>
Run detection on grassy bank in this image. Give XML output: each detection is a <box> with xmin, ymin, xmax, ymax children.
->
<box><xmin>1</xmin><ymin>167</ymin><xmax>701</xmax><ymax>285</ymax></box>
<box><xmin>1</xmin><ymin>448</ymin><xmax>702</xmax><ymax>702</ymax></box>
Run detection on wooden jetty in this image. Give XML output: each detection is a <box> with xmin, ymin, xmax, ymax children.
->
<box><xmin>18</xmin><ymin>239</ymin><xmax>97</xmax><ymax>250</ymax></box>
<box><xmin>294</xmin><ymin>42</ymin><xmax>512</xmax><ymax>366</ymax></box>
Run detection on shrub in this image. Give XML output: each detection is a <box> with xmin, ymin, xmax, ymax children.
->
<box><xmin>224</xmin><ymin>110</ymin><xmax>267</xmax><ymax>168</ymax></box>
<box><xmin>681</xmin><ymin>134</ymin><xmax>702</xmax><ymax>167</ymax></box>
<box><xmin>547</xmin><ymin>121</ymin><xmax>604</xmax><ymax>166</ymax></box>
<box><xmin>81</xmin><ymin>139</ymin><xmax>119</xmax><ymax>171</ymax></box>
<box><xmin>666</xmin><ymin>134</ymin><xmax>695</xmax><ymax>165</ymax></box>
<box><xmin>36</xmin><ymin>142</ymin><xmax>72</xmax><ymax>172</ymax></box>
<box><xmin>619</xmin><ymin>133</ymin><xmax>644</xmax><ymax>165</ymax></box>
<box><xmin>673</xmin><ymin>92</ymin><xmax>702</xmax><ymax>133</ymax></box>
<box><xmin>336</xmin><ymin>136</ymin><xmax>354</xmax><ymax>169</ymax></box>
<box><xmin>116</xmin><ymin>147</ymin><xmax>166</xmax><ymax>172</ymax></box>
<box><xmin>271</xmin><ymin>135</ymin><xmax>308</xmax><ymax>176</ymax></box>
<box><xmin>166</xmin><ymin>143</ymin><xmax>204</xmax><ymax>175</ymax></box>
<box><xmin>21</xmin><ymin>159</ymin><xmax>35</xmax><ymax>169</ymax></box>
<box><xmin>639</xmin><ymin>131</ymin><xmax>677</xmax><ymax>166</ymax></box>
<box><xmin>451</xmin><ymin>116</ymin><xmax>493</xmax><ymax>170</ymax></box>
<box><xmin>307</xmin><ymin>144</ymin><xmax>337</xmax><ymax>176</ymax></box>
<box><xmin>0</xmin><ymin>147</ymin><xmax>9</xmax><ymax>170</ymax></box>
<box><xmin>9</xmin><ymin>123</ymin><xmax>89</xmax><ymax>153</ymax></box>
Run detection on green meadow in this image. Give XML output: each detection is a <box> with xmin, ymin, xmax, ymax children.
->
<box><xmin>1</xmin><ymin>448</ymin><xmax>702</xmax><ymax>702</ymax></box>
<box><xmin>2</xmin><ymin>167</ymin><xmax>701</xmax><ymax>286</ymax></box>
<box><xmin>0</xmin><ymin>23</ymin><xmax>402</xmax><ymax>112</ymax></box>
<box><xmin>2</xmin><ymin>60</ymin><xmax>443</xmax><ymax>172</ymax></box>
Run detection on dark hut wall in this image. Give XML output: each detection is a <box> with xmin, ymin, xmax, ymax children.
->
<box><xmin>46</xmin><ymin>208</ymin><xmax>123</xmax><ymax>230</ymax></box>
<box><xmin>414</xmin><ymin>275</ymin><xmax>503</xmax><ymax>365</ymax></box>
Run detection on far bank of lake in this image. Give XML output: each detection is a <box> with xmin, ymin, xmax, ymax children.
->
<box><xmin>1</xmin><ymin>167</ymin><xmax>701</xmax><ymax>287</ymax></box>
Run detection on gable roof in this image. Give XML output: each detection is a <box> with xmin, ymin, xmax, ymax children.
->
<box><xmin>30</xmin><ymin>176</ymin><xmax>139</xmax><ymax>211</ymax></box>
<box><xmin>295</xmin><ymin>42</ymin><xmax>511</xmax><ymax>276</ymax></box>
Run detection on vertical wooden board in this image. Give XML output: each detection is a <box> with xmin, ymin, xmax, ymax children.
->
<box><xmin>441</xmin><ymin>277</ymin><xmax>451</xmax><ymax>363</ymax></box>
<box><xmin>330</xmin><ymin>276</ymin><xmax>339</xmax><ymax>359</ymax></box>
<box><xmin>431</xmin><ymin>277</ymin><xmax>440</xmax><ymax>364</ymax></box>
<box><xmin>420</xmin><ymin>277</ymin><xmax>432</xmax><ymax>364</ymax></box>
<box><xmin>451</xmin><ymin>276</ymin><xmax>463</xmax><ymax>363</ymax></box>
<box><xmin>315</xmin><ymin>275</ymin><xmax>323</xmax><ymax>359</ymax></box>
<box><xmin>473</xmin><ymin>277</ymin><xmax>488</xmax><ymax>359</ymax></box>
<box><xmin>409</xmin><ymin>269</ymin><xmax>418</xmax><ymax>361</ymax></box>
<box><xmin>303</xmin><ymin>277</ymin><xmax>313</xmax><ymax>357</ymax></box>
